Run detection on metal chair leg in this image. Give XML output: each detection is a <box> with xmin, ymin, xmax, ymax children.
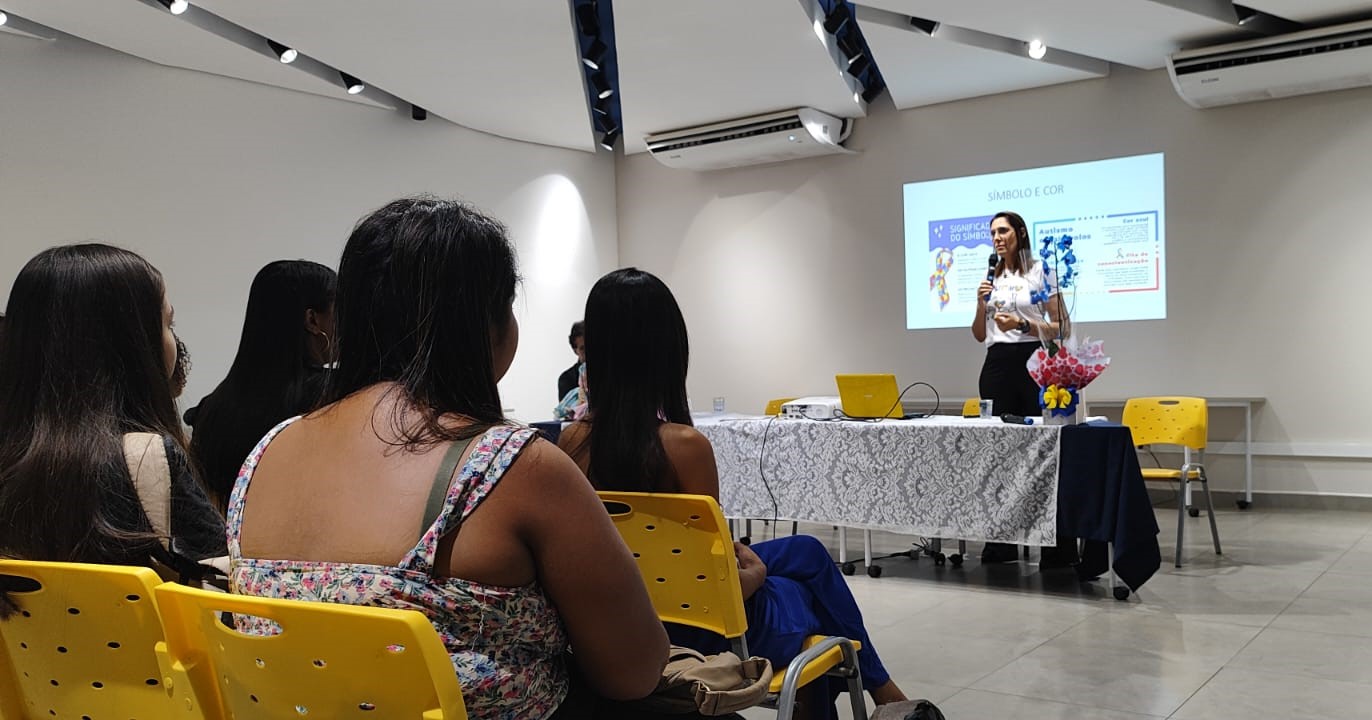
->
<box><xmin>1200</xmin><ymin>467</ymin><xmax>1222</xmax><ymax>555</ymax></box>
<box><xmin>791</xmin><ymin>520</ymin><xmax>798</xmax><ymax>536</ymax></box>
<box><xmin>1175</xmin><ymin>480</ymin><xmax>1186</xmax><ymax>568</ymax></box>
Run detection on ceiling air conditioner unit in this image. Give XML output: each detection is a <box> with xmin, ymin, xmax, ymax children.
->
<box><xmin>645</xmin><ymin>108</ymin><xmax>855</xmax><ymax>171</ymax></box>
<box><xmin>1168</xmin><ymin>19</ymin><xmax>1372</xmax><ymax>108</ymax></box>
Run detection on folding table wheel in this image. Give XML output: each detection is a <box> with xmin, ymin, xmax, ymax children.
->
<box><xmin>1113</xmin><ymin>586</ymin><xmax>1131</xmax><ymax>601</ymax></box>
<box><xmin>841</xmin><ymin>562</ymin><xmax>857</xmax><ymax>576</ymax></box>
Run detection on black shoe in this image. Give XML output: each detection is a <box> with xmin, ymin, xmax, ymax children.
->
<box><xmin>980</xmin><ymin>542</ymin><xmax>1020</xmax><ymax>564</ymax></box>
<box><xmin>1038</xmin><ymin>546</ymin><xmax>1080</xmax><ymax>569</ymax></box>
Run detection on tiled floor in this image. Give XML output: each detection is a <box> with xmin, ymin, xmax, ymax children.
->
<box><xmin>738</xmin><ymin>505</ymin><xmax>1372</xmax><ymax>719</ymax></box>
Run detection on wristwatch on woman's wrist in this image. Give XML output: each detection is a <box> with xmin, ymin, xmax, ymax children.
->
<box><xmin>1017</xmin><ymin>319</ymin><xmax>1031</xmax><ymax>333</ymax></box>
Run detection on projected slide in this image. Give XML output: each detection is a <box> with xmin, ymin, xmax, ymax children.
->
<box><xmin>904</xmin><ymin>153</ymin><xmax>1165</xmax><ymax>330</ymax></box>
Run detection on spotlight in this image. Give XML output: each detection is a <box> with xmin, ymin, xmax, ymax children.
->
<box><xmin>847</xmin><ymin>53</ymin><xmax>872</xmax><ymax>77</ymax></box>
<box><xmin>576</xmin><ymin>2</ymin><xmax>599</xmax><ymax>35</ymax></box>
<box><xmin>1235</xmin><ymin>4</ymin><xmax>1260</xmax><ymax>25</ymax></box>
<box><xmin>1027</xmin><ymin>39</ymin><xmax>1047</xmax><ymax>60</ymax></box>
<box><xmin>411</xmin><ymin>105</ymin><xmax>427</xmax><ymax>121</ymax></box>
<box><xmin>157</xmin><ymin>0</ymin><xmax>189</xmax><ymax>15</ymax></box>
<box><xmin>837</xmin><ymin>33</ymin><xmax>863</xmax><ymax>58</ymax></box>
<box><xmin>600</xmin><ymin>127</ymin><xmax>620</xmax><ymax>151</ymax></box>
<box><xmin>340</xmin><ymin>71</ymin><xmax>365</xmax><ymax>94</ymax></box>
<box><xmin>582</xmin><ymin>39</ymin><xmax>607</xmax><ymax>70</ymax></box>
<box><xmin>592</xmin><ymin>97</ymin><xmax>612</xmax><ymax>119</ymax></box>
<box><xmin>266</xmin><ymin>40</ymin><xmax>297</xmax><ymax>64</ymax></box>
<box><xmin>909</xmin><ymin>16</ymin><xmax>939</xmax><ymax>35</ymax></box>
<box><xmin>861</xmin><ymin>83</ymin><xmax>882</xmax><ymax>104</ymax></box>
<box><xmin>0</xmin><ymin>11</ymin><xmax>8</xmax><ymax>26</ymax></box>
<box><xmin>590</xmin><ymin>71</ymin><xmax>613</xmax><ymax>99</ymax></box>
<box><xmin>823</xmin><ymin>4</ymin><xmax>851</xmax><ymax>35</ymax></box>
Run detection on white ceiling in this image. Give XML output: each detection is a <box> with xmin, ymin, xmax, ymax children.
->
<box><xmin>1245</xmin><ymin>0</ymin><xmax>1372</xmax><ymax>23</ymax></box>
<box><xmin>196</xmin><ymin>0</ymin><xmax>597</xmax><ymax>151</ymax></box>
<box><xmin>614</xmin><ymin>1</ymin><xmax>867</xmax><ymax>154</ymax></box>
<box><xmin>861</xmin><ymin>0</ymin><xmax>1249</xmax><ymax>70</ymax></box>
<box><xmin>862</xmin><ymin>18</ymin><xmax>1106</xmax><ymax>110</ymax></box>
<box><xmin>1</xmin><ymin>0</ymin><xmax>388</xmax><ymax>109</ymax></box>
<box><xmin>8</xmin><ymin>0</ymin><xmax>1372</xmax><ymax>154</ymax></box>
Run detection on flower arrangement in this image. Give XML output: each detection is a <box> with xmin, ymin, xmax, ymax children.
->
<box><xmin>1027</xmin><ymin>338</ymin><xmax>1111</xmax><ymax>420</ymax></box>
<box><xmin>1025</xmin><ymin>234</ymin><xmax>1109</xmax><ymax>422</ymax></box>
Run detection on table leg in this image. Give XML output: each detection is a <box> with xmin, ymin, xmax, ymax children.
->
<box><xmin>1240</xmin><ymin>403</ymin><xmax>1253</xmax><ymax>509</ymax></box>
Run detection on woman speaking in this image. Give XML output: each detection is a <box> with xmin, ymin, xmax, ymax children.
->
<box><xmin>971</xmin><ymin>211</ymin><xmax>1075</xmax><ymax>566</ymax></box>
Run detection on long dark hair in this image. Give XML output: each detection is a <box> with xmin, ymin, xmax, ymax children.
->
<box><xmin>189</xmin><ymin>260</ymin><xmax>336</xmax><ymax>505</ymax></box>
<box><xmin>582</xmin><ymin>268</ymin><xmax>692</xmax><ymax>492</ymax></box>
<box><xmin>0</xmin><ymin>244</ymin><xmax>185</xmax><ymax>574</ymax></box>
<box><xmin>325</xmin><ymin>196</ymin><xmax>519</xmax><ymax>446</ymax></box>
<box><xmin>991</xmin><ymin>211</ymin><xmax>1033</xmax><ymax>276</ymax></box>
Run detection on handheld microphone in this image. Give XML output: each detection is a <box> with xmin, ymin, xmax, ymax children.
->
<box><xmin>1000</xmin><ymin>413</ymin><xmax>1035</xmax><ymax>425</ymax></box>
<box><xmin>984</xmin><ymin>253</ymin><xmax>999</xmax><ymax>300</ymax></box>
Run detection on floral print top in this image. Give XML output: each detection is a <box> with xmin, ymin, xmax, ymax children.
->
<box><xmin>226</xmin><ymin>418</ymin><xmax>569</xmax><ymax>720</ymax></box>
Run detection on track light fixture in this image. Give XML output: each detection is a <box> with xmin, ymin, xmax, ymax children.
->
<box><xmin>411</xmin><ymin>105</ymin><xmax>427</xmax><ymax>121</ymax></box>
<box><xmin>157</xmin><ymin>0</ymin><xmax>189</xmax><ymax>15</ymax></box>
<box><xmin>582</xmin><ymin>38</ymin><xmax>607</xmax><ymax>70</ymax></box>
<box><xmin>266</xmin><ymin>40</ymin><xmax>297</xmax><ymax>64</ymax></box>
<box><xmin>590</xmin><ymin>71</ymin><xmax>613</xmax><ymax>99</ymax></box>
<box><xmin>837</xmin><ymin>33</ymin><xmax>863</xmax><ymax>58</ymax></box>
<box><xmin>339</xmin><ymin>71</ymin><xmax>365</xmax><ymax>94</ymax></box>
<box><xmin>576</xmin><ymin>2</ymin><xmax>600</xmax><ymax>35</ymax></box>
<box><xmin>600</xmin><ymin>127</ymin><xmax>620</xmax><ymax>151</ymax></box>
<box><xmin>823</xmin><ymin>4</ymin><xmax>851</xmax><ymax>35</ymax></box>
<box><xmin>1027</xmin><ymin>39</ymin><xmax>1047</xmax><ymax>60</ymax></box>
<box><xmin>0</xmin><ymin>11</ymin><xmax>8</xmax><ymax>26</ymax></box>
<box><xmin>847</xmin><ymin>53</ymin><xmax>871</xmax><ymax>77</ymax></box>
<box><xmin>861</xmin><ymin>84</ymin><xmax>882</xmax><ymax>104</ymax></box>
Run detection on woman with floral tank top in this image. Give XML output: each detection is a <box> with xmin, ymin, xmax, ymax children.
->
<box><xmin>227</xmin><ymin>197</ymin><xmax>667</xmax><ymax>719</ymax></box>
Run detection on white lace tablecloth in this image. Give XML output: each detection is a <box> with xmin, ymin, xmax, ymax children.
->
<box><xmin>696</xmin><ymin>415</ymin><xmax>1062</xmax><ymax>545</ymax></box>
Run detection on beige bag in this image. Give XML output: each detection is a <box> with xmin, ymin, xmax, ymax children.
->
<box><xmin>122</xmin><ymin>433</ymin><xmax>228</xmax><ymax>586</ymax></box>
<box><xmin>634</xmin><ymin>646</ymin><xmax>772</xmax><ymax>716</ymax></box>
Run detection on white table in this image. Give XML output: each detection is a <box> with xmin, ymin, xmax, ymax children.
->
<box><xmin>695</xmin><ymin>415</ymin><xmax>1063</xmax><ymax>545</ymax></box>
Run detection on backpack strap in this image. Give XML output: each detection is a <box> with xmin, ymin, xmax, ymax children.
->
<box><xmin>123</xmin><ymin>433</ymin><xmax>172</xmax><ymax>551</ymax></box>
<box><xmin>419</xmin><ymin>433</ymin><xmax>481</xmax><ymax>537</ymax></box>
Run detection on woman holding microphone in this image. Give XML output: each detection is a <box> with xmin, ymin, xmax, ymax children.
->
<box><xmin>971</xmin><ymin>211</ymin><xmax>1075</xmax><ymax>567</ymax></box>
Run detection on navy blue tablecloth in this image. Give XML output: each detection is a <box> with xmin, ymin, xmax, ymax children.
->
<box><xmin>1058</xmin><ymin>422</ymin><xmax>1161</xmax><ymax>591</ymax></box>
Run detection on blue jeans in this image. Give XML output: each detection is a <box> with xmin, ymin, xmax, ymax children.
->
<box><xmin>668</xmin><ymin>535</ymin><xmax>891</xmax><ymax>717</ymax></box>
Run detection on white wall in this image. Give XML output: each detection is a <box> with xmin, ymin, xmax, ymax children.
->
<box><xmin>0</xmin><ymin>33</ymin><xmax>615</xmax><ymax>422</ymax></box>
<box><xmin>616</xmin><ymin>66</ymin><xmax>1372</xmax><ymax>497</ymax></box>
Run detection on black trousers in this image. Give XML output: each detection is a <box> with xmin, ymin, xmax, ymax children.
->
<box><xmin>978</xmin><ymin>341</ymin><xmax>1042</xmax><ymax>417</ymax></box>
<box><xmin>976</xmin><ymin>341</ymin><xmax>1078</xmax><ymax>563</ymax></box>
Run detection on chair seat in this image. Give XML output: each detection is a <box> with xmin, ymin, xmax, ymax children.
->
<box><xmin>766</xmin><ymin>636</ymin><xmax>862</xmax><ymax>694</ymax></box>
<box><xmin>1141</xmin><ymin>468</ymin><xmax>1202</xmax><ymax>481</ymax></box>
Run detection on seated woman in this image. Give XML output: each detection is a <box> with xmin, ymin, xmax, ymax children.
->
<box><xmin>228</xmin><ymin>198</ymin><xmax>668</xmax><ymax>719</ymax></box>
<box><xmin>0</xmin><ymin>244</ymin><xmax>226</xmax><ymax>614</ymax></box>
<box><xmin>558</xmin><ymin>268</ymin><xmax>908</xmax><ymax>718</ymax></box>
<box><xmin>186</xmin><ymin>260</ymin><xmax>337</xmax><ymax>509</ymax></box>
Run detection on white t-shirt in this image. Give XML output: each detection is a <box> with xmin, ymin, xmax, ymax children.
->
<box><xmin>984</xmin><ymin>261</ymin><xmax>1056</xmax><ymax>346</ymax></box>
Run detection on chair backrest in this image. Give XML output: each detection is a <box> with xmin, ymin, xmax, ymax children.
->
<box><xmin>961</xmin><ymin>398</ymin><xmax>981</xmax><ymax>417</ymax></box>
<box><xmin>0</xmin><ymin>560</ymin><xmax>184</xmax><ymax>720</ymax></box>
<box><xmin>1122</xmin><ymin>396</ymin><xmax>1208</xmax><ymax>450</ymax></box>
<box><xmin>598</xmin><ymin>492</ymin><xmax>749</xmax><ymax>646</ymax></box>
<box><xmin>153</xmin><ymin>583</ymin><xmax>466</xmax><ymax>720</ymax></box>
<box><xmin>763</xmin><ymin>397</ymin><xmax>797</xmax><ymax>416</ymax></box>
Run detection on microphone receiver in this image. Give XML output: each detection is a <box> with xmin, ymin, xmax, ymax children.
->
<box><xmin>1000</xmin><ymin>413</ymin><xmax>1035</xmax><ymax>425</ymax></box>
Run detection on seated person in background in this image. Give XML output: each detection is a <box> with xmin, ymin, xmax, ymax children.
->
<box><xmin>228</xmin><ymin>197</ymin><xmax>667</xmax><ymax>719</ymax></box>
<box><xmin>0</xmin><ymin>244</ymin><xmax>227</xmax><ymax>615</ymax></box>
<box><xmin>558</xmin><ymin>267</ymin><xmax>908</xmax><ymax>719</ymax></box>
<box><xmin>557</xmin><ymin>320</ymin><xmax>585</xmax><ymax>401</ymax></box>
<box><xmin>185</xmin><ymin>260</ymin><xmax>337</xmax><ymax>510</ymax></box>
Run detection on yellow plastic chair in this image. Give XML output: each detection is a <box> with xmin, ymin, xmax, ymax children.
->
<box><xmin>599</xmin><ymin>491</ymin><xmax>865</xmax><ymax>720</ymax></box>
<box><xmin>1123</xmin><ymin>396</ymin><xmax>1222</xmax><ymax>567</ymax></box>
<box><xmin>961</xmin><ymin>398</ymin><xmax>981</xmax><ymax>417</ymax></box>
<box><xmin>763</xmin><ymin>398</ymin><xmax>797</xmax><ymax>416</ymax></box>
<box><xmin>153</xmin><ymin>583</ymin><xmax>467</xmax><ymax>720</ymax></box>
<box><xmin>0</xmin><ymin>560</ymin><xmax>201</xmax><ymax>720</ymax></box>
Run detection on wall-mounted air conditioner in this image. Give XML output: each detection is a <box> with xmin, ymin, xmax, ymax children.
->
<box><xmin>1168</xmin><ymin>19</ymin><xmax>1372</xmax><ymax>108</ymax></box>
<box><xmin>644</xmin><ymin>108</ymin><xmax>855</xmax><ymax>171</ymax></box>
